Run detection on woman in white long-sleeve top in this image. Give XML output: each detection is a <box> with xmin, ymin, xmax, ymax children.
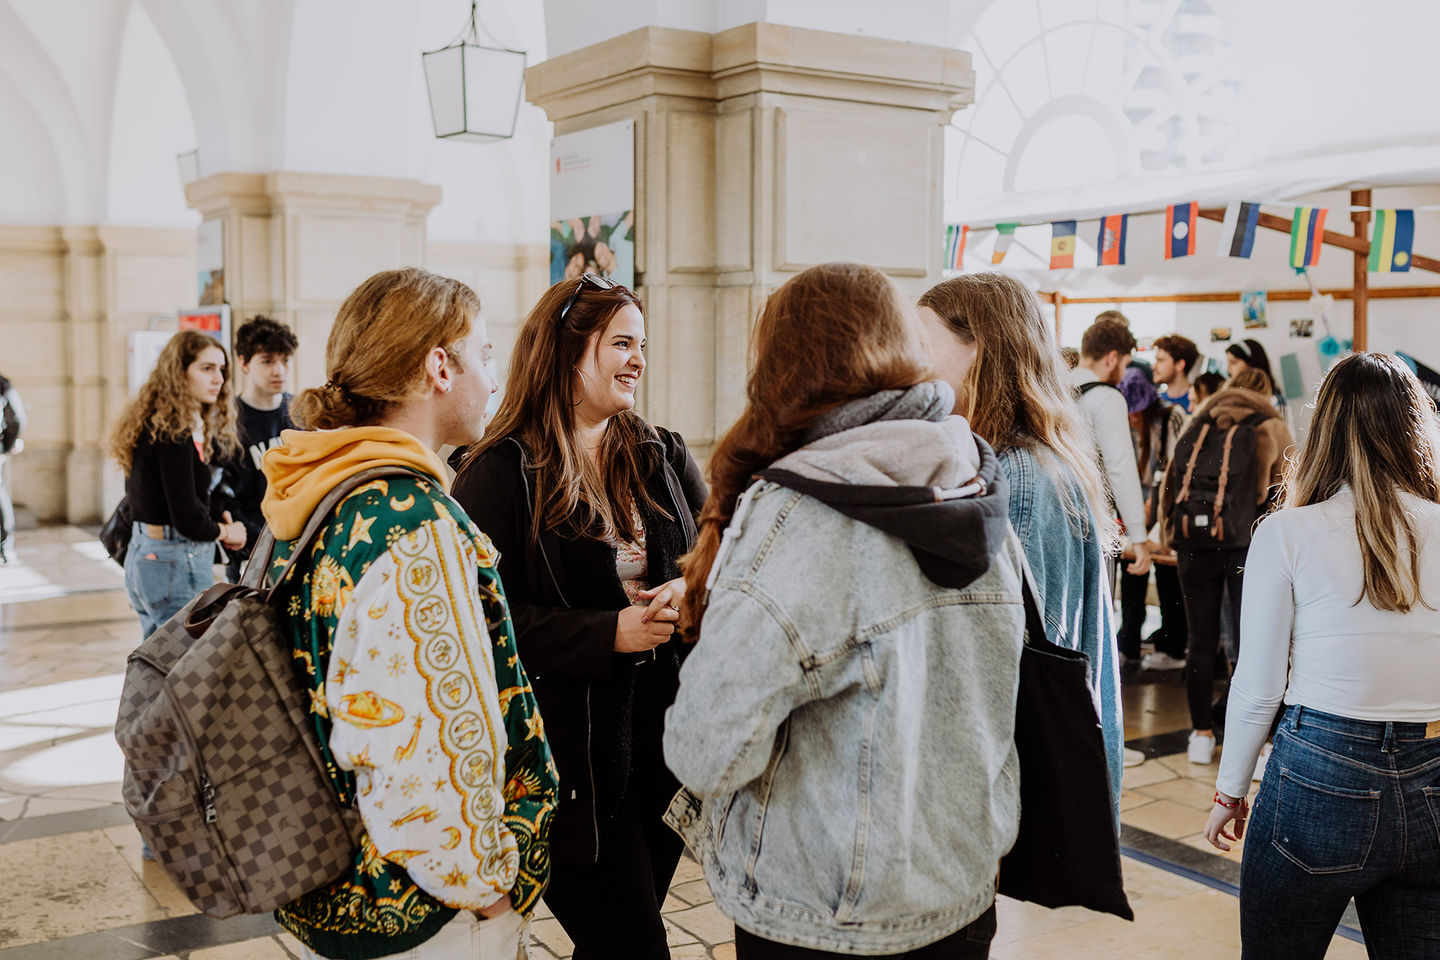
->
<box><xmin>1203</xmin><ymin>352</ymin><xmax>1440</xmax><ymax>960</ymax></box>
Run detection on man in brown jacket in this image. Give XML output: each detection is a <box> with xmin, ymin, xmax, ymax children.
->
<box><xmin>1159</xmin><ymin>369</ymin><xmax>1294</xmax><ymax>764</ymax></box>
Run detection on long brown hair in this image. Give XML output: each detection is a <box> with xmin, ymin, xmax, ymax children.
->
<box><xmin>918</xmin><ymin>272</ymin><xmax>1117</xmax><ymax>547</ymax></box>
<box><xmin>1282</xmin><ymin>352</ymin><xmax>1440</xmax><ymax>612</ymax></box>
<box><xmin>678</xmin><ymin>262</ymin><xmax>930</xmax><ymax>638</ymax></box>
<box><xmin>107</xmin><ymin>329</ymin><xmax>239</xmax><ymax>473</ymax></box>
<box><xmin>291</xmin><ymin>268</ymin><xmax>479</xmax><ymax>430</ymax></box>
<box><xmin>461</xmin><ymin>276</ymin><xmax>664</xmax><ymax>544</ymax></box>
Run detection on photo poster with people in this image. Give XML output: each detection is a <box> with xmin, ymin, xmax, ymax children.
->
<box><xmin>1241</xmin><ymin>290</ymin><xmax>1267</xmax><ymax>329</ymax></box>
<box><xmin>197</xmin><ymin>218</ymin><xmax>224</xmax><ymax>306</ymax></box>
<box><xmin>550</xmin><ymin>120</ymin><xmax>635</xmax><ymax>288</ymax></box>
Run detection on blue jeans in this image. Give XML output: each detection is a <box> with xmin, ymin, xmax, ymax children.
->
<box><xmin>122</xmin><ymin>522</ymin><xmax>214</xmax><ymax>639</ymax></box>
<box><xmin>1240</xmin><ymin>705</ymin><xmax>1440</xmax><ymax>959</ymax></box>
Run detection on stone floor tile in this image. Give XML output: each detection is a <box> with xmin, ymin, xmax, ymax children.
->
<box><xmin>712</xmin><ymin>943</ymin><xmax>737</xmax><ymax>959</ymax></box>
<box><xmin>666</xmin><ymin>901</ymin><xmax>735</xmax><ymax>945</ymax></box>
<box><xmin>1153</xmin><ymin>750</ymin><xmax>1222</xmax><ymax>781</ymax></box>
<box><xmin>1133</xmin><ymin>775</ymin><xmax>1220</xmax><ymax>812</ymax></box>
<box><xmin>0</xmin><ymin>829</ymin><xmax>170</xmax><ymax>947</ymax></box>
<box><xmin>670</xmin><ymin>945</ymin><xmax>713</xmax><ymax>959</ymax></box>
<box><xmin>668</xmin><ymin>878</ymin><xmax>714</xmax><ymax>906</ymax></box>
<box><xmin>8</xmin><ymin>795</ymin><xmax>113</xmax><ymax>818</ymax></box>
<box><xmin>1116</xmin><ymin>789</ymin><xmax>1152</xmax><ymax>813</ymax></box>
<box><xmin>671</xmin><ymin>855</ymin><xmax>706</xmax><ymax>884</ymax></box>
<box><xmin>1120</xmin><ymin>759</ymin><xmax>1179</xmax><ymax>790</ymax></box>
<box><xmin>191</xmin><ymin>936</ymin><xmax>294</xmax><ymax>959</ymax></box>
<box><xmin>665</xmin><ymin>917</ymin><xmax>699</xmax><ymax>947</ymax></box>
<box><xmin>1119</xmin><ymin>857</ymin><xmax>1219</xmax><ymax>912</ymax></box>
<box><xmin>662</xmin><ymin>893</ymin><xmax>690</xmax><ymax>913</ymax></box>
<box><xmin>1121</xmin><ymin>799</ymin><xmax>1211</xmax><ymax>840</ymax></box>
<box><xmin>992</xmin><ymin>895</ymin><xmax>1096</xmax><ymax>946</ymax></box>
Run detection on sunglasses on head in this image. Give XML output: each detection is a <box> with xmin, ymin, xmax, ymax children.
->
<box><xmin>559</xmin><ymin>273</ymin><xmax>617</xmax><ymax>321</ymax></box>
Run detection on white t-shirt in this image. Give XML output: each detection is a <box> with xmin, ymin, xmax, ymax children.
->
<box><xmin>1216</xmin><ymin>488</ymin><xmax>1440</xmax><ymax>797</ymax></box>
<box><xmin>1069</xmin><ymin>366</ymin><xmax>1147</xmax><ymax>546</ymax></box>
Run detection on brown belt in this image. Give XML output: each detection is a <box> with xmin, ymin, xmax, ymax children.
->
<box><xmin>143</xmin><ymin>523</ymin><xmax>168</xmax><ymax>539</ymax></box>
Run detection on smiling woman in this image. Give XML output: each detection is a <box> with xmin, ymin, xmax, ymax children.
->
<box><xmin>451</xmin><ymin>274</ymin><xmax>708</xmax><ymax>958</ymax></box>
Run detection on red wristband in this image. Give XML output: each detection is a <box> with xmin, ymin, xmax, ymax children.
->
<box><xmin>1214</xmin><ymin>791</ymin><xmax>1248</xmax><ymax>813</ymax></box>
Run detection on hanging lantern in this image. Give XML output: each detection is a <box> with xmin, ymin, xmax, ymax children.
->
<box><xmin>422</xmin><ymin>1</ymin><xmax>526</xmax><ymax>143</ymax></box>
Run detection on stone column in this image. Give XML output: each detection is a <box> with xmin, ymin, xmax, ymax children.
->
<box><xmin>185</xmin><ymin>172</ymin><xmax>441</xmax><ymax>391</ymax></box>
<box><xmin>526</xmin><ymin>23</ymin><xmax>973</xmax><ymax>456</ymax></box>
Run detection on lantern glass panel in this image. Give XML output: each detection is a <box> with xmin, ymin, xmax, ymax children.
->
<box><xmin>461</xmin><ymin>45</ymin><xmax>526</xmax><ymax>141</ymax></box>
<box><xmin>422</xmin><ymin>45</ymin><xmax>466</xmax><ymax>138</ymax></box>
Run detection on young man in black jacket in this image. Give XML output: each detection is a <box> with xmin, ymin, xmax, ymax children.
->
<box><xmin>220</xmin><ymin>316</ymin><xmax>296</xmax><ymax>580</ymax></box>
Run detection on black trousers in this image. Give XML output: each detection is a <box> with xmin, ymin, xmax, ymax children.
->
<box><xmin>734</xmin><ymin>904</ymin><xmax>997</xmax><ymax>959</ymax></box>
<box><xmin>543</xmin><ymin>790</ymin><xmax>684</xmax><ymax>960</ymax></box>
<box><xmin>1176</xmin><ymin>547</ymin><xmax>1248</xmax><ymax>730</ymax></box>
<box><xmin>1116</xmin><ymin>563</ymin><xmax>1188</xmax><ymax>660</ymax></box>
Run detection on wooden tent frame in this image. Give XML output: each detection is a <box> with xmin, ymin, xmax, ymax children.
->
<box><xmin>1040</xmin><ymin>190</ymin><xmax>1440</xmax><ymax>349</ymax></box>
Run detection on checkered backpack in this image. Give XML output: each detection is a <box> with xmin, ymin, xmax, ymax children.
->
<box><xmin>115</xmin><ymin>467</ymin><xmax>412</xmax><ymax>918</ymax></box>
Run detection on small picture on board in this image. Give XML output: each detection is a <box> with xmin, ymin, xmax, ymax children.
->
<box><xmin>1242</xmin><ymin>290</ymin><xmax>1268</xmax><ymax>329</ymax></box>
<box><xmin>1210</xmin><ymin>326</ymin><xmax>1232</xmax><ymax>343</ymax></box>
<box><xmin>1290</xmin><ymin>318</ymin><xmax>1314</xmax><ymax>338</ymax></box>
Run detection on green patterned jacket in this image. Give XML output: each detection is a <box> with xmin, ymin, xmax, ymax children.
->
<box><xmin>269</xmin><ymin>471</ymin><xmax>557</xmax><ymax>960</ymax></box>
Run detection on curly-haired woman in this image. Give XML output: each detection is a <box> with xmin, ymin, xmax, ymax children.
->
<box><xmin>107</xmin><ymin>330</ymin><xmax>245</xmax><ymax>639</ymax></box>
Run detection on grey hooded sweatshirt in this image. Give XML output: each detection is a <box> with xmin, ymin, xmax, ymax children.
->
<box><xmin>662</xmin><ymin>382</ymin><xmax>1025</xmax><ymax>954</ymax></box>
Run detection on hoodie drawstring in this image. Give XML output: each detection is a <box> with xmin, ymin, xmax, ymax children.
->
<box><xmin>704</xmin><ymin>480</ymin><xmax>767</xmax><ymax>602</ymax></box>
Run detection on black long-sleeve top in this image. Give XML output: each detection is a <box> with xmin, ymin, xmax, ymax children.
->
<box><xmin>125</xmin><ymin>434</ymin><xmax>223</xmax><ymax>542</ymax></box>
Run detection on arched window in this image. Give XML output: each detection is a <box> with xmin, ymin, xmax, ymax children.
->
<box><xmin>946</xmin><ymin>0</ymin><xmax>1249</xmax><ymax>216</ymax></box>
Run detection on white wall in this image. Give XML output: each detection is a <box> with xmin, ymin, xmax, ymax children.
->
<box><xmin>104</xmin><ymin>2</ymin><xmax>199</xmax><ymax>227</ymax></box>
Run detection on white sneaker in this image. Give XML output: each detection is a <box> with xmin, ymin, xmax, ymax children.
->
<box><xmin>1141</xmin><ymin>652</ymin><xmax>1187</xmax><ymax>671</ymax></box>
<box><xmin>1252</xmin><ymin>742</ymin><xmax>1273</xmax><ymax>781</ymax></box>
<box><xmin>1188</xmin><ymin>732</ymin><xmax>1216</xmax><ymax>765</ymax></box>
<box><xmin>1123</xmin><ymin>747</ymin><xmax>1146</xmax><ymax>768</ymax></box>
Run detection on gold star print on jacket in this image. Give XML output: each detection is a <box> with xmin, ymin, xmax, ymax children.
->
<box><xmin>267</xmin><ymin>470</ymin><xmax>558</xmax><ymax>960</ymax></box>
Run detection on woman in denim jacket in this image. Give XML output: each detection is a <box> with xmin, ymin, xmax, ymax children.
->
<box><xmin>918</xmin><ymin>273</ymin><xmax>1124</xmax><ymax>812</ymax></box>
<box><xmin>663</xmin><ymin>263</ymin><xmax>1025</xmax><ymax>958</ymax></box>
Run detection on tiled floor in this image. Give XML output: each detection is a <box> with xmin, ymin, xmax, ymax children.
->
<box><xmin>0</xmin><ymin>526</ymin><xmax>1365</xmax><ymax>959</ymax></box>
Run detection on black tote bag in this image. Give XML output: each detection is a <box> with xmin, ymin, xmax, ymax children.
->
<box><xmin>997</xmin><ymin>576</ymin><xmax>1134</xmax><ymax>921</ymax></box>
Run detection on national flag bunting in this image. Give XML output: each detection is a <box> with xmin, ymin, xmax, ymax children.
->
<box><xmin>1096</xmin><ymin>214</ymin><xmax>1128</xmax><ymax>266</ymax></box>
<box><xmin>1289</xmin><ymin>207</ymin><xmax>1327</xmax><ymax>269</ymax></box>
<box><xmin>1369</xmin><ymin>209</ymin><xmax>1414</xmax><ymax>273</ymax></box>
<box><xmin>1217</xmin><ymin>202</ymin><xmax>1261</xmax><ymax>258</ymax></box>
<box><xmin>944</xmin><ymin>224</ymin><xmax>969</xmax><ymax>272</ymax></box>
<box><xmin>1165</xmin><ymin>202</ymin><xmax>1197</xmax><ymax>259</ymax></box>
<box><xmin>991</xmin><ymin>222</ymin><xmax>1017</xmax><ymax>264</ymax></box>
<box><xmin>1050</xmin><ymin>221</ymin><xmax>1077</xmax><ymax>269</ymax></box>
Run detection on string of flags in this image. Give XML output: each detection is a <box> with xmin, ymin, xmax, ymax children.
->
<box><xmin>959</xmin><ymin>204</ymin><xmax>1418</xmax><ymax>274</ymax></box>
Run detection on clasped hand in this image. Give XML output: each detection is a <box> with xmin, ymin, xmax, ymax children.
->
<box><xmin>614</xmin><ymin>577</ymin><xmax>687</xmax><ymax>653</ymax></box>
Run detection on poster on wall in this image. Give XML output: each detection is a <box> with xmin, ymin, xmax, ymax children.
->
<box><xmin>197</xmin><ymin>219</ymin><xmax>224</xmax><ymax>306</ymax></box>
<box><xmin>1210</xmin><ymin>326</ymin><xmax>1232</xmax><ymax>343</ymax></box>
<box><xmin>1289</xmin><ymin>318</ymin><xmax>1314</xmax><ymax>338</ymax></box>
<box><xmin>1241</xmin><ymin>290</ymin><xmax>1267</xmax><ymax>329</ymax></box>
<box><xmin>550</xmin><ymin>120</ymin><xmax>635</xmax><ymax>288</ymax></box>
<box><xmin>179</xmin><ymin>305</ymin><xmax>230</xmax><ymax>345</ymax></box>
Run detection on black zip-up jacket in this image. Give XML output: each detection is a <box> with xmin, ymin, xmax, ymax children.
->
<box><xmin>450</xmin><ymin>426</ymin><xmax>706</xmax><ymax>863</ymax></box>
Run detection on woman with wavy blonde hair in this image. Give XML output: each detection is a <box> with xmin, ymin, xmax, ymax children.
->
<box><xmin>917</xmin><ymin>272</ymin><xmax>1126</xmax><ymax>808</ymax></box>
<box><xmin>107</xmin><ymin>329</ymin><xmax>244</xmax><ymax>639</ymax></box>
<box><xmin>1203</xmin><ymin>352</ymin><xmax>1440</xmax><ymax>958</ymax></box>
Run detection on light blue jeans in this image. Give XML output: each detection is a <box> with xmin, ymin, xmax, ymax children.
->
<box><xmin>122</xmin><ymin>522</ymin><xmax>214</xmax><ymax>639</ymax></box>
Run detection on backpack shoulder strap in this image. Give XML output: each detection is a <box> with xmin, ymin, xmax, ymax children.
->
<box><xmin>1239</xmin><ymin>411</ymin><xmax>1272</xmax><ymax>428</ymax></box>
<box><xmin>239</xmin><ymin>466</ymin><xmax>428</xmax><ymax>596</ymax></box>
<box><xmin>1076</xmin><ymin>380</ymin><xmax>1119</xmax><ymax>398</ymax></box>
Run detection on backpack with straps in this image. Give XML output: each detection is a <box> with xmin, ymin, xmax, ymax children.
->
<box><xmin>1166</xmin><ymin>410</ymin><xmax>1269</xmax><ymax>549</ymax></box>
<box><xmin>115</xmin><ymin>466</ymin><xmax>414</xmax><ymax>918</ymax></box>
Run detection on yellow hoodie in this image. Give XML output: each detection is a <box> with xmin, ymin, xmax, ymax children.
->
<box><xmin>261</xmin><ymin>427</ymin><xmax>450</xmax><ymax>540</ymax></box>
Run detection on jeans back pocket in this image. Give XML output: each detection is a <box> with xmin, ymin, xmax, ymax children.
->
<box><xmin>1270</xmin><ymin>768</ymin><xmax>1380</xmax><ymax>874</ymax></box>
